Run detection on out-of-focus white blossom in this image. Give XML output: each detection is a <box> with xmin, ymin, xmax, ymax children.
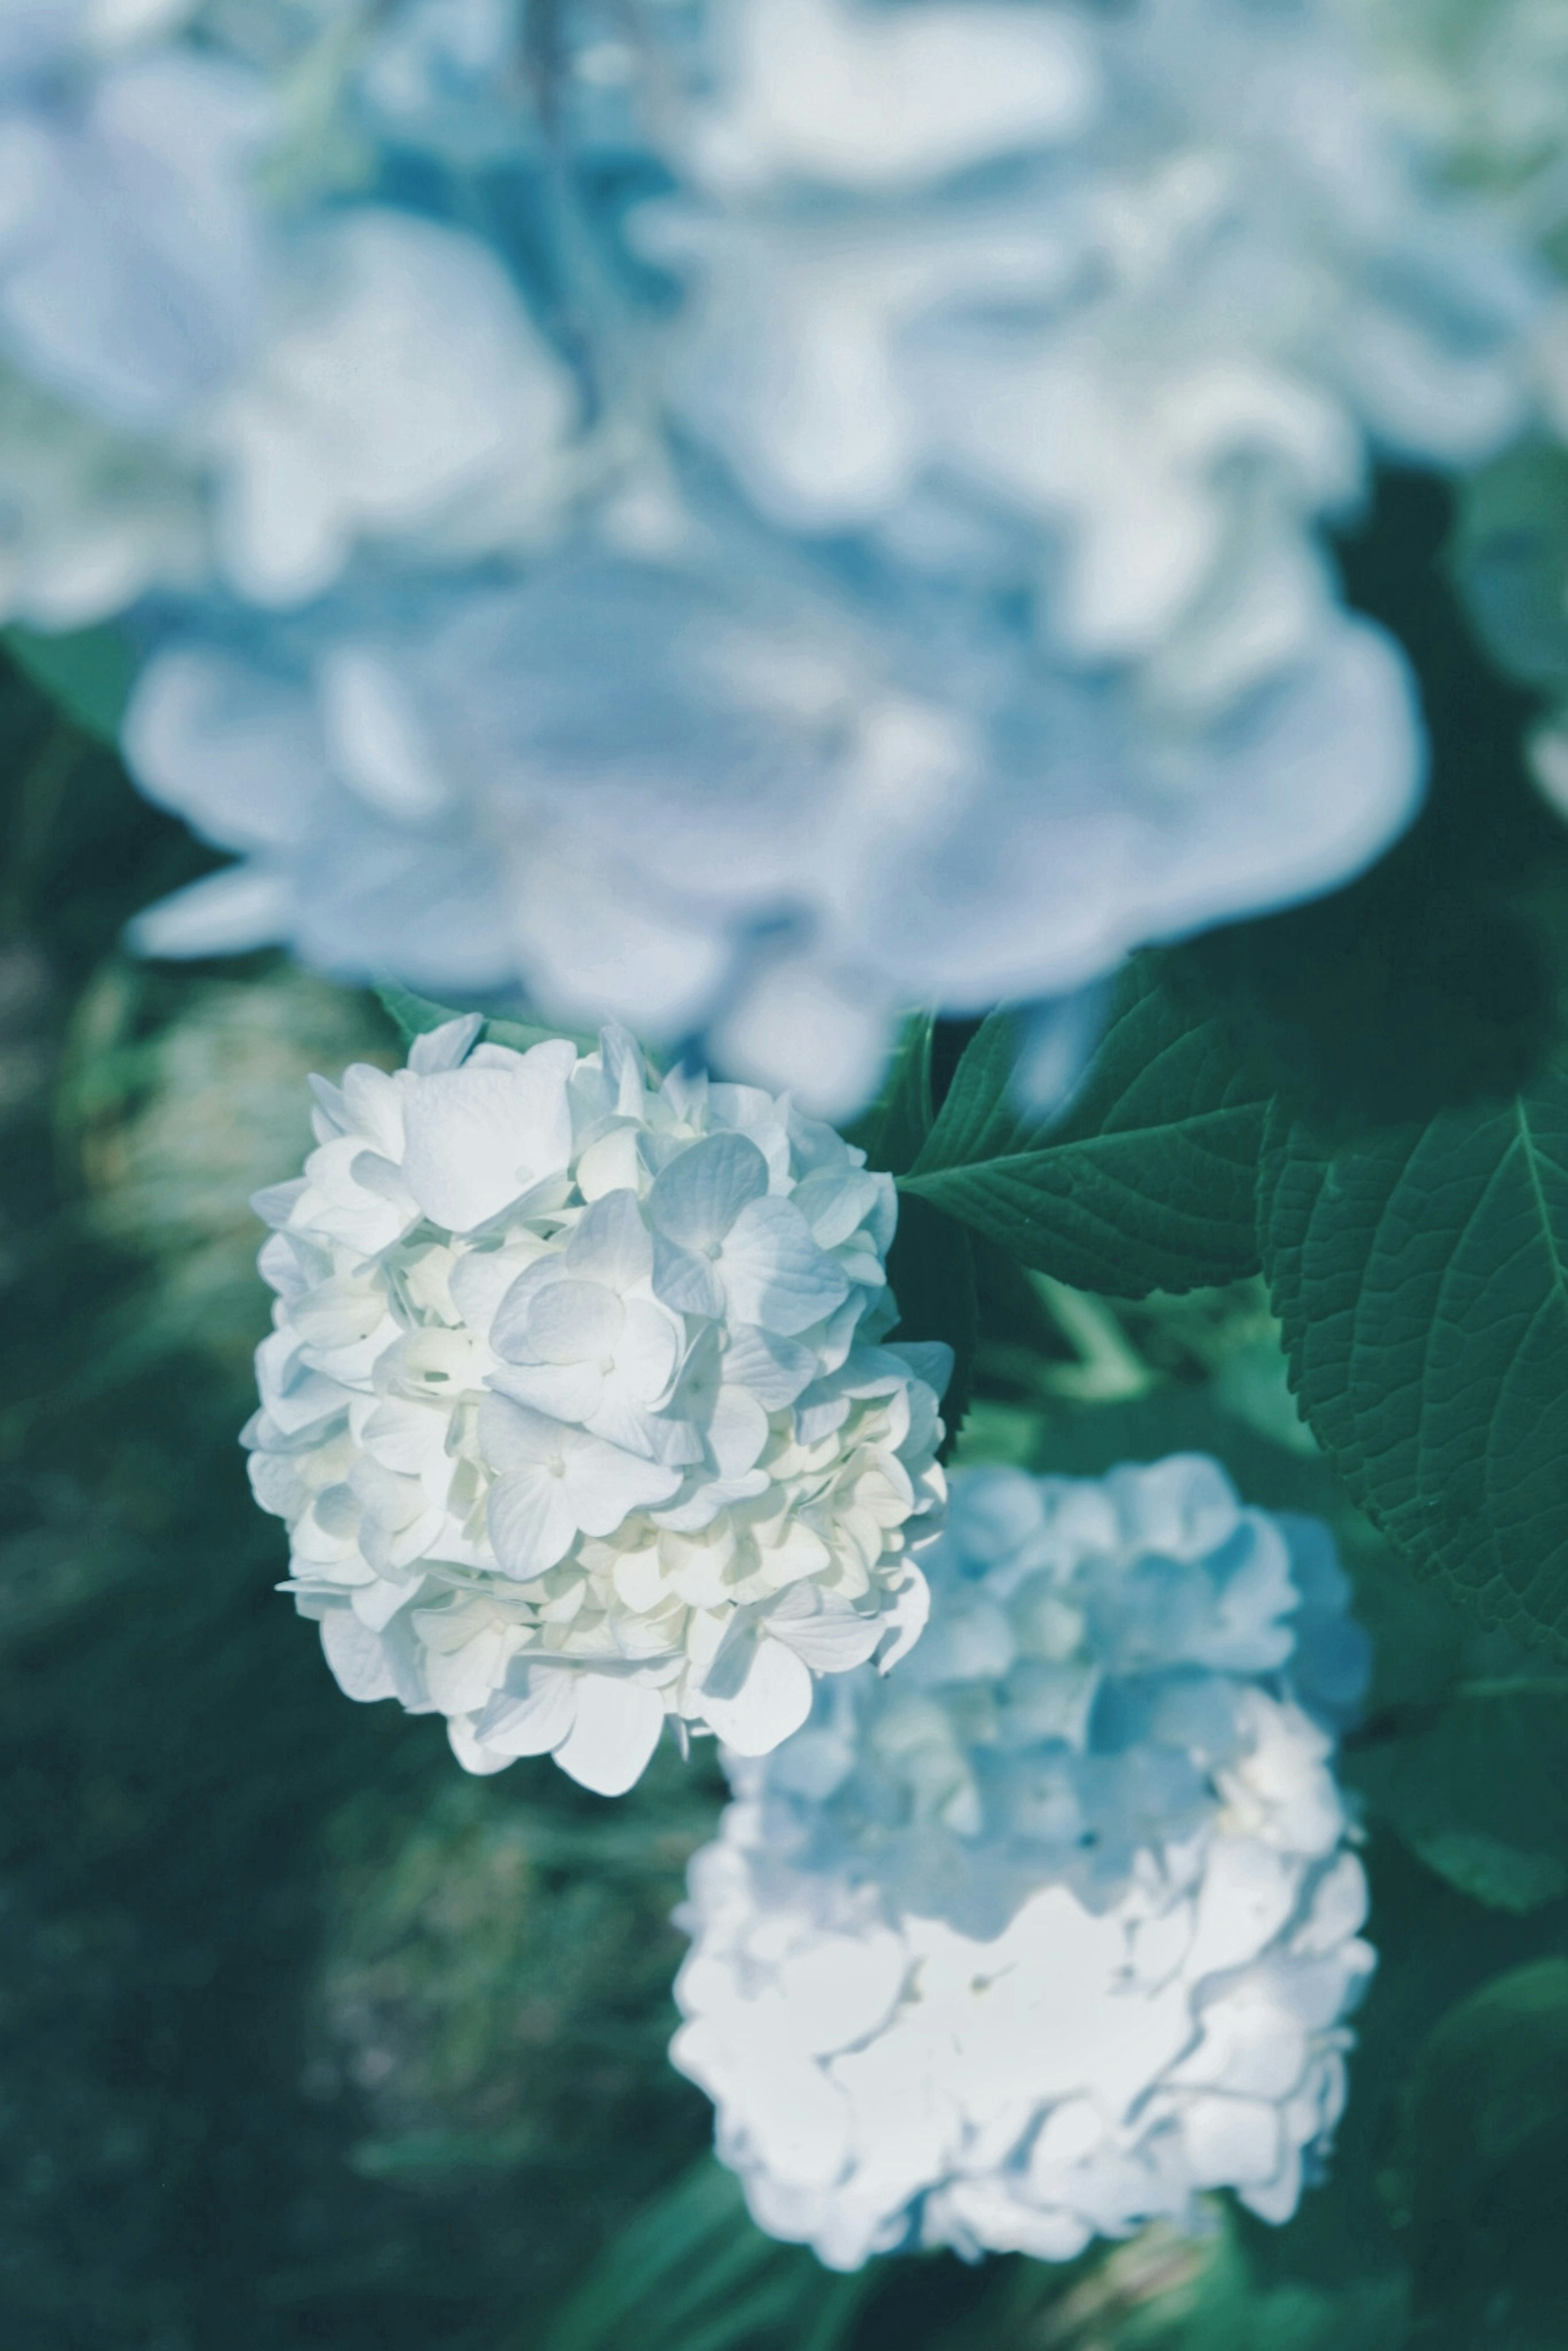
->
<box><xmin>642</xmin><ymin>0</ymin><xmax>1540</xmax><ymax>681</ymax></box>
<box><xmin>0</xmin><ymin>0</ymin><xmax>267</xmax><ymax>431</ymax></box>
<box><xmin>198</xmin><ymin>206</ymin><xmax>581</xmax><ymax>608</ymax></box>
<box><xmin>124</xmin><ymin>530</ymin><xmax>1420</xmax><ymax>1119</ymax></box>
<box><xmin>0</xmin><ymin>365</ymin><xmax>205</xmax><ymax>627</ymax></box>
<box><xmin>0</xmin><ymin>0</ymin><xmax>589</xmax><ymax>624</ymax></box>
<box><xmin>672</xmin><ymin>1458</ymin><xmax>1374</xmax><ymax>2269</ymax></box>
<box><xmin>1339</xmin><ymin>0</ymin><xmax>1568</xmax><ymax>440</ymax></box>
<box><xmin>4</xmin><ymin>0</ymin><xmax>1560</xmax><ymax>1110</ymax></box>
<box><xmin>118</xmin><ymin>0</ymin><xmax>1549</xmax><ymax>1110</ymax></box>
<box><xmin>245</xmin><ymin>1014</ymin><xmax>948</xmax><ymax>1796</ymax></box>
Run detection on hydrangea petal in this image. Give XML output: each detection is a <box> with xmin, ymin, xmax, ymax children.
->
<box><xmin>401</xmin><ymin>1051</ymin><xmax>575</xmax><ymax>1231</ymax></box>
<box><xmin>552</xmin><ymin>1675</ymin><xmax>667</xmax><ymax>1796</ymax></box>
<box><xmin>699</xmin><ymin>1634</ymin><xmax>815</xmax><ymax>1753</ymax></box>
<box><xmin>722</xmin><ymin>1196</ymin><xmax>852</xmax><ymax>1335</ymax></box>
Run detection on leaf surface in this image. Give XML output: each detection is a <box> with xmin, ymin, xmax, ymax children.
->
<box><xmin>851</xmin><ymin>1014</ymin><xmax>976</xmax><ymax>1447</ymax></box>
<box><xmin>902</xmin><ymin>961</ymin><xmax>1267</xmax><ymax>1296</ymax></box>
<box><xmin>1350</xmin><ymin>1679</ymin><xmax>1568</xmax><ymax>1911</ymax></box>
<box><xmin>1260</xmin><ymin>1079</ymin><xmax>1568</xmax><ymax>1655</ymax></box>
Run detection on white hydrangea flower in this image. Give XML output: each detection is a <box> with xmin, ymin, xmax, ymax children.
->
<box><xmin>671</xmin><ymin>1458</ymin><xmax>1375</xmax><ymax>2269</ymax></box>
<box><xmin>1336</xmin><ymin>0</ymin><xmax>1568</xmax><ymax>432</ymax></box>
<box><xmin>244</xmin><ymin>1014</ymin><xmax>949</xmax><ymax>1797</ymax></box>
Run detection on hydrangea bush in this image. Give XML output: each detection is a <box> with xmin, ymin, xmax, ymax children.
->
<box><xmin>10</xmin><ymin>2</ymin><xmax>1568</xmax><ymax>2332</ymax></box>
<box><xmin>245</xmin><ymin>1016</ymin><xmax>948</xmax><ymax>1795</ymax></box>
<box><xmin>671</xmin><ymin>1459</ymin><xmax>1375</xmax><ymax>2268</ymax></box>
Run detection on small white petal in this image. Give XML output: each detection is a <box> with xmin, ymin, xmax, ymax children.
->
<box><xmin>319</xmin><ymin>1608</ymin><xmax>397</xmax><ymax>1702</ymax></box>
<box><xmin>401</xmin><ymin>1049</ymin><xmax>575</xmax><ymax>1231</ymax></box>
<box><xmin>408</xmin><ymin>1013</ymin><xmax>484</xmax><ymax>1073</ymax></box>
<box><xmin>651</xmin><ymin>1232</ymin><xmax>726</xmax><ymax>1320</ymax></box>
<box><xmin>552</xmin><ymin>1674</ymin><xmax>666</xmax><ymax>1795</ymax></box>
<box><xmin>487</xmin><ymin>1466</ymin><xmax>576</xmax><ymax>1576</ymax></box>
<box><xmin>526</xmin><ymin>1277</ymin><xmax>625</xmax><ymax>1364</ymax></box>
<box><xmin>648</xmin><ymin>1131</ymin><xmax>770</xmax><ymax>1251</ymax></box>
<box><xmin>567</xmin><ymin>1188</ymin><xmax>655</xmax><ymax>1288</ymax></box>
<box><xmin>722</xmin><ymin>1196</ymin><xmax>851</xmax><ymax>1335</ymax></box>
<box><xmin>563</xmin><ymin>1435</ymin><xmax>683</xmax><ymax>1535</ymax></box>
<box><xmin>473</xmin><ymin>1666</ymin><xmax>579</xmax><ymax>1757</ymax></box>
<box><xmin>700</xmin><ymin>1635</ymin><xmax>814</xmax><ymax>1754</ymax></box>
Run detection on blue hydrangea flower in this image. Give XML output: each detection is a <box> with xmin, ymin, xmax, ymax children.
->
<box><xmin>672</xmin><ymin>1456</ymin><xmax>1375</xmax><ymax>2268</ymax></box>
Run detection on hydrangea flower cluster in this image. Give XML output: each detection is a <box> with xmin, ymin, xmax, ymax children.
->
<box><xmin>0</xmin><ymin>0</ymin><xmax>579</xmax><ymax>628</ymax></box>
<box><xmin>672</xmin><ymin>1458</ymin><xmax>1375</xmax><ymax>2269</ymax></box>
<box><xmin>1</xmin><ymin>0</ymin><xmax>1552</xmax><ymax>1111</ymax></box>
<box><xmin>244</xmin><ymin>1015</ymin><xmax>949</xmax><ymax>1797</ymax></box>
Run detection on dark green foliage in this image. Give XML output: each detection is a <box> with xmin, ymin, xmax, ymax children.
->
<box><xmin>1382</xmin><ymin>1960</ymin><xmax>1568</xmax><ymax>2342</ymax></box>
<box><xmin>375</xmin><ymin>979</ymin><xmax>593</xmax><ymax>1056</ymax></box>
<box><xmin>901</xmin><ymin>961</ymin><xmax>1267</xmax><ymax>1298</ymax></box>
<box><xmin>535</xmin><ymin>2160</ymin><xmax>870</xmax><ymax>2351</ymax></box>
<box><xmin>850</xmin><ymin>1014</ymin><xmax>978</xmax><ymax>1446</ymax></box>
<box><xmin>1258</xmin><ymin>1081</ymin><xmax>1568</xmax><ymax>1658</ymax></box>
<box><xmin>1349</xmin><ymin>1678</ymin><xmax>1568</xmax><ymax>1913</ymax></box>
<box><xmin>3</xmin><ymin>623</ymin><xmax>135</xmax><ymax>746</ymax></box>
<box><xmin>1450</xmin><ymin>439</ymin><xmax>1568</xmax><ymax>706</ymax></box>
<box><xmin>847</xmin><ymin>1011</ymin><xmax>937</xmax><ymax>1179</ymax></box>
<box><xmin>1170</xmin><ymin>472</ymin><xmax>1567</xmax><ymax>1136</ymax></box>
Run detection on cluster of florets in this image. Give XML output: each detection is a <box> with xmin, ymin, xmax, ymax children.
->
<box><xmin>245</xmin><ymin>1017</ymin><xmax>948</xmax><ymax>1795</ymax></box>
<box><xmin>5</xmin><ymin>0</ymin><xmax>1546</xmax><ymax>1114</ymax></box>
<box><xmin>672</xmin><ymin>1458</ymin><xmax>1375</xmax><ymax>2268</ymax></box>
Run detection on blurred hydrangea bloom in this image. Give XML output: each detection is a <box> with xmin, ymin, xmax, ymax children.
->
<box><xmin>0</xmin><ymin>0</ymin><xmax>582</xmax><ymax>625</ymax></box>
<box><xmin>648</xmin><ymin>0</ymin><xmax>1538</xmax><ymax>640</ymax></box>
<box><xmin>1364</xmin><ymin>0</ymin><xmax>1568</xmax><ymax>816</ymax></box>
<box><xmin>672</xmin><ymin>1457</ymin><xmax>1374</xmax><ymax>2268</ymax></box>
<box><xmin>1340</xmin><ymin>0</ymin><xmax>1568</xmax><ymax>435</ymax></box>
<box><xmin>245</xmin><ymin>1014</ymin><xmax>948</xmax><ymax>1796</ymax></box>
<box><xmin>123</xmin><ymin>536</ymin><xmax>1417</xmax><ymax>1114</ymax></box>
<box><xmin>2</xmin><ymin>0</ymin><xmax>1555</xmax><ymax>1106</ymax></box>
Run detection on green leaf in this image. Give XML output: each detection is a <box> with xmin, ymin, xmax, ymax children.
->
<box><xmin>849</xmin><ymin>1013</ymin><xmax>976</xmax><ymax>1448</ymax></box>
<box><xmin>1383</xmin><ymin>1959</ymin><xmax>1568</xmax><ymax>2334</ymax></box>
<box><xmin>1349</xmin><ymin>1680</ymin><xmax>1568</xmax><ymax>1912</ymax></box>
<box><xmin>845</xmin><ymin>1011</ymin><xmax>934</xmax><ymax>1179</ymax></box>
<box><xmin>1172</xmin><ymin>472</ymin><xmax>1563</xmax><ymax>1136</ymax></box>
<box><xmin>1450</xmin><ymin>437</ymin><xmax>1568</xmax><ymax>703</ymax></box>
<box><xmin>374</xmin><ymin>981</ymin><xmax>593</xmax><ymax>1057</ymax></box>
<box><xmin>374</xmin><ymin>981</ymin><xmax>468</xmax><ymax>1044</ymax></box>
<box><xmin>1259</xmin><ymin>1078</ymin><xmax>1568</xmax><ymax>1656</ymax></box>
<box><xmin>4</xmin><ymin>623</ymin><xmax>136</xmax><ymax>744</ymax></box>
<box><xmin>938</xmin><ymin>2205</ymin><xmax>1407</xmax><ymax>2351</ymax></box>
<box><xmin>535</xmin><ymin>2158</ymin><xmax>868</xmax><ymax>2351</ymax></box>
<box><xmin>886</xmin><ymin>1194</ymin><xmax>977</xmax><ymax>1454</ymax></box>
<box><xmin>900</xmin><ymin>960</ymin><xmax>1267</xmax><ymax>1297</ymax></box>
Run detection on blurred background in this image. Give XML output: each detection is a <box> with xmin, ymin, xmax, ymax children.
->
<box><xmin>3</xmin><ymin>603</ymin><xmax>1566</xmax><ymax>2351</ymax></box>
